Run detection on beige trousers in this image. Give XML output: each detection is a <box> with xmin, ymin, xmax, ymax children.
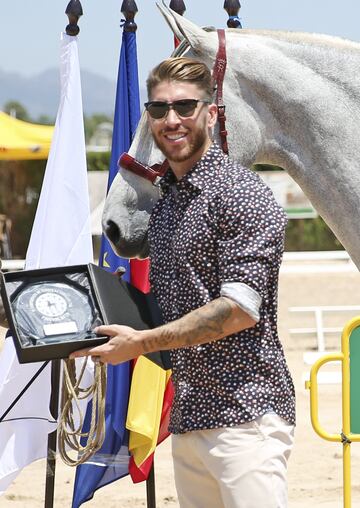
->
<box><xmin>171</xmin><ymin>414</ymin><xmax>295</xmax><ymax>508</ymax></box>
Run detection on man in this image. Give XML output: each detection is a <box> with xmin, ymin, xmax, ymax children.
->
<box><xmin>71</xmin><ymin>57</ymin><xmax>295</xmax><ymax>508</ymax></box>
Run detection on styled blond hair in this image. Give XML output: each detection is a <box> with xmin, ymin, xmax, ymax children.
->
<box><xmin>147</xmin><ymin>57</ymin><xmax>214</xmax><ymax>100</ymax></box>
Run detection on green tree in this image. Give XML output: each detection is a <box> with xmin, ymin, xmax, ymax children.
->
<box><xmin>3</xmin><ymin>101</ymin><xmax>30</xmax><ymax>121</ymax></box>
<box><xmin>84</xmin><ymin>114</ymin><xmax>113</xmax><ymax>143</ymax></box>
<box><xmin>36</xmin><ymin>114</ymin><xmax>55</xmax><ymax>125</ymax></box>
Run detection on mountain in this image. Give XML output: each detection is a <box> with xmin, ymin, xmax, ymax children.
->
<box><xmin>0</xmin><ymin>68</ymin><xmax>118</xmax><ymax>118</ymax></box>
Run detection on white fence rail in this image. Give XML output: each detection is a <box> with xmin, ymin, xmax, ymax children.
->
<box><xmin>289</xmin><ymin>305</ymin><xmax>360</xmax><ymax>352</ymax></box>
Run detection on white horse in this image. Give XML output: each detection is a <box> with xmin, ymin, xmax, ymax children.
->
<box><xmin>103</xmin><ymin>2</ymin><xmax>360</xmax><ymax>268</ymax></box>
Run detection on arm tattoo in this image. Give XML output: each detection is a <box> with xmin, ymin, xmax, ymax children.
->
<box><xmin>142</xmin><ymin>297</ymin><xmax>234</xmax><ymax>353</ymax></box>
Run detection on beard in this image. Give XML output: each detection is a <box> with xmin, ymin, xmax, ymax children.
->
<box><xmin>152</xmin><ymin>125</ymin><xmax>209</xmax><ymax>164</ymax></box>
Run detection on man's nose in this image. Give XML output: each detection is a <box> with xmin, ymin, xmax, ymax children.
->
<box><xmin>165</xmin><ymin>107</ymin><xmax>181</xmax><ymax>126</ymax></box>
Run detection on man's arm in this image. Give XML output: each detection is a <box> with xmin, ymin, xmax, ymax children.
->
<box><xmin>69</xmin><ymin>297</ymin><xmax>256</xmax><ymax>365</ymax></box>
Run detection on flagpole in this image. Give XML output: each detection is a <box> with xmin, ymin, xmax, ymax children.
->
<box><xmin>223</xmin><ymin>0</ymin><xmax>242</xmax><ymax>28</ymax></box>
<box><xmin>169</xmin><ymin>0</ymin><xmax>186</xmax><ymax>47</ymax></box>
<box><xmin>169</xmin><ymin>0</ymin><xmax>186</xmax><ymax>14</ymax></box>
<box><xmin>121</xmin><ymin>8</ymin><xmax>157</xmax><ymax>504</ymax></box>
<box><xmin>43</xmin><ymin>3</ymin><xmax>83</xmax><ymax>507</ymax></box>
<box><xmin>44</xmin><ymin>360</ymin><xmax>61</xmax><ymax>508</ymax></box>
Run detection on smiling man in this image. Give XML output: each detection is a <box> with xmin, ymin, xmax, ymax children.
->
<box><xmin>71</xmin><ymin>57</ymin><xmax>295</xmax><ymax>508</ymax></box>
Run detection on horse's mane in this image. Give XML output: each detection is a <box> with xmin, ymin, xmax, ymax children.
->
<box><xmin>174</xmin><ymin>26</ymin><xmax>360</xmax><ymax>55</ymax></box>
<box><xmin>237</xmin><ymin>29</ymin><xmax>360</xmax><ymax>52</ymax></box>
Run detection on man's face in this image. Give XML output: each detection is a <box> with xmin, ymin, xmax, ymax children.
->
<box><xmin>147</xmin><ymin>80</ymin><xmax>217</xmax><ymax>169</ymax></box>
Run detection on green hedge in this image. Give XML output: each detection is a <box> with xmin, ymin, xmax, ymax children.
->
<box><xmin>87</xmin><ymin>151</ymin><xmax>111</xmax><ymax>172</ymax></box>
<box><xmin>285</xmin><ymin>217</ymin><xmax>343</xmax><ymax>251</ymax></box>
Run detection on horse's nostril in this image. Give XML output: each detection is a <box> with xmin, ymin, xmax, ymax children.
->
<box><xmin>105</xmin><ymin>220</ymin><xmax>120</xmax><ymax>244</ymax></box>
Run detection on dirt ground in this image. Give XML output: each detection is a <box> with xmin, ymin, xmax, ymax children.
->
<box><xmin>1</xmin><ymin>259</ymin><xmax>360</xmax><ymax>507</ymax></box>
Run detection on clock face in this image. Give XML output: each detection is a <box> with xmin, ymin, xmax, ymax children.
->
<box><xmin>34</xmin><ymin>291</ymin><xmax>68</xmax><ymax>318</ymax></box>
<box><xmin>11</xmin><ymin>279</ymin><xmax>99</xmax><ymax>344</ymax></box>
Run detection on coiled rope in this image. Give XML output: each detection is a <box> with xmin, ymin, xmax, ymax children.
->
<box><xmin>58</xmin><ymin>357</ymin><xmax>107</xmax><ymax>466</ymax></box>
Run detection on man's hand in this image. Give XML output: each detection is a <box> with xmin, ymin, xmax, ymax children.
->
<box><xmin>69</xmin><ymin>325</ymin><xmax>143</xmax><ymax>365</ymax></box>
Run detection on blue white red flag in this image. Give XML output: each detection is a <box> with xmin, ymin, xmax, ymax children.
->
<box><xmin>71</xmin><ymin>26</ymin><xmax>141</xmax><ymax>507</ymax></box>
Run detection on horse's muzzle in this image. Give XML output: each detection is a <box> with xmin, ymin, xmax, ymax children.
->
<box><xmin>104</xmin><ymin>220</ymin><xmax>149</xmax><ymax>259</ymax></box>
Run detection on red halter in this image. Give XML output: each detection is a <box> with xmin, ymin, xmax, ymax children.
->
<box><xmin>119</xmin><ymin>29</ymin><xmax>228</xmax><ymax>184</ymax></box>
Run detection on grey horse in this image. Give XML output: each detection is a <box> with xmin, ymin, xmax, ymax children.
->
<box><xmin>103</xmin><ymin>3</ymin><xmax>360</xmax><ymax>268</ymax></box>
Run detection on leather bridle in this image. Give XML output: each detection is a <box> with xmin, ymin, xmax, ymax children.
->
<box><xmin>213</xmin><ymin>29</ymin><xmax>228</xmax><ymax>155</ymax></box>
<box><xmin>119</xmin><ymin>29</ymin><xmax>228</xmax><ymax>185</ymax></box>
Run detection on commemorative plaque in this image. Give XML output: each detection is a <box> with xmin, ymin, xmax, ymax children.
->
<box><xmin>0</xmin><ymin>263</ymin><xmax>171</xmax><ymax>369</ymax></box>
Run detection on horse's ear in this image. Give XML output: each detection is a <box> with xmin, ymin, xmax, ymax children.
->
<box><xmin>156</xmin><ymin>1</ymin><xmax>210</xmax><ymax>50</ymax></box>
<box><xmin>156</xmin><ymin>2</ymin><xmax>185</xmax><ymax>43</ymax></box>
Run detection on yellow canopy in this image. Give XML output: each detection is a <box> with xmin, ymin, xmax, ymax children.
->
<box><xmin>0</xmin><ymin>111</ymin><xmax>54</xmax><ymax>160</ymax></box>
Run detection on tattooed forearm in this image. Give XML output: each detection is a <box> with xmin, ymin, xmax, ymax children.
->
<box><xmin>141</xmin><ymin>296</ymin><xmax>256</xmax><ymax>353</ymax></box>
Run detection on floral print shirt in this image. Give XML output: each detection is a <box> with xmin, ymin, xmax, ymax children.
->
<box><xmin>148</xmin><ymin>143</ymin><xmax>295</xmax><ymax>434</ymax></box>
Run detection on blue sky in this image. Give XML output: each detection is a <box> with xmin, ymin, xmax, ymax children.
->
<box><xmin>2</xmin><ymin>0</ymin><xmax>360</xmax><ymax>88</ymax></box>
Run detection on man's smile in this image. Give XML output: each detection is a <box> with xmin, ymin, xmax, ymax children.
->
<box><xmin>163</xmin><ymin>131</ymin><xmax>188</xmax><ymax>142</ymax></box>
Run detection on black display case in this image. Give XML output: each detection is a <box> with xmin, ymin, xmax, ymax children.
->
<box><xmin>0</xmin><ymin>263</ymin><xmax>171</xmax><ymax>369</ymax></box>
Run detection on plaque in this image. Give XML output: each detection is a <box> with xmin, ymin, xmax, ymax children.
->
<box><xmin>10</xmin><ymin>274</ymin><xmax>101</xmax><ymax>346</ymax></box>
<box><xmin>0</xmin><ymin>264</ymin><xmax>172</xmax><ymax>369</ymax></box>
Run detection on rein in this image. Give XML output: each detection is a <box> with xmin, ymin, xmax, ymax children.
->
<box><xmin>119</xmin><ymin>153</ymin><xmax>169</xmax><ymax>186</ymax></box>
<box><xmin>213</xmin><ymin>29</ymin><xmax>228</xmax><ymax>155</ymax></box>
<box><xmin>119</xmin><ymin>29</ymin><xmax>228</xmax><ymax>183</ymax></box>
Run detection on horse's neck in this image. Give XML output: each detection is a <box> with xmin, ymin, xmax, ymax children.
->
<box><xmin>200</xmin><ymin>32</ymin><xmax>360</xmax><ymax>174</ymax></box>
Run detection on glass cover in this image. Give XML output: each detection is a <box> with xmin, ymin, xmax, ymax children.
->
<box><xmin>8</xmin><ymin>272</ymin><xmax>103</xmax><ymax>347</ymax></box>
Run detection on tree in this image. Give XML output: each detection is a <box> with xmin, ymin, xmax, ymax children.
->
<box><xmin>3</xmin><ymin>101</ymin><xmax>30</xmax><ymax>121</ymax></box>
<box><xmin>36</xmin><ymin>114</ymin><xmax>55</xmax><ymax>125</ymax></box>
<box><xmin>84</xmin><ymin>113</ymin><xmax>113</xmax><ymax>143</ymax></box>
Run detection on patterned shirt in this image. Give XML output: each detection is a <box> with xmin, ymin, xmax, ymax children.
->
<box><xmin>148</xmin><ymin>143</ymin><xmax>295</xmax><ymax>434</ymax></box>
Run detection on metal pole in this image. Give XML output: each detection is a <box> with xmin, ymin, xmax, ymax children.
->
<box><xmin>121</xmin><ymin>0</ymin><xmax>138</xmax><ymax>32</ymax></box>
<box><xmin>43</xmin><ymin>4</ymin><xmax>83</xmax><ymax>506</ymax></box>
<box><xmin>170</xmin><ymin>0</ymin><xmax>186</xmax><ymax>48</ymax></box>
<box><xmin>65</xmin><ymin>0</ymin><xmax>83</xmax><ymax>36</ymax></box>
<box><xmin>341</xmin><ymin>325</ymin><xmax>352</xmax><ymax>508</ymax></box>
<box><xmin>169</xmin><ymin>0</ymin><xmax>186</xmax><ymax>16</ymax></box>
<box><xmin>116</xmin><ymin>0</ymin><xmax>159</xmax><ymax>499</ymax></box>
<box><xmin>146</xmin><ymin>463</ymin><xmax>157</xmax><ymax>508</ymax></box>
<box><xmin>44</xmin><ymin>359</ymin><xmax>62</xmax><ymax>508</ymax></box>
<box><xmin>223</xmin><ymin>0</ymin><xmax>242</xmax><ymax>28</ymax></box>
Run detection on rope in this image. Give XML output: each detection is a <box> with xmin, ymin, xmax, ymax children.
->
<box><xmin>58</xmin><ymin>357</ymin><xmax>107</xmax><ymax>466</ymax></box>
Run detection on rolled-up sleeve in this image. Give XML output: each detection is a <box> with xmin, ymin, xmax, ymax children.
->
<box><xmin>216</xmin><ymin>177</ymin><xmax>287</xmax><ymax>318</ymax></box>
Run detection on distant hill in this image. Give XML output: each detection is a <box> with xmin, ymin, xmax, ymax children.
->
<box><xmin>0</xmin><ymin>68</ymin><xmax>119</xmax><ymax>118</ymax></box>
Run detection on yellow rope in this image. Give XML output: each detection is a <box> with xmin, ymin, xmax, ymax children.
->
<box><xmin>58</xmin><ymin>358</ymin><xmax>107</xmax><ymax>466</ymax></box>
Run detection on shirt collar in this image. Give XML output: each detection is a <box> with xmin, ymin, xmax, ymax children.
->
<box><xmin>160</xmin><ymin>142</ymin><xmax>228</xmax><ymax>194</ymax></box>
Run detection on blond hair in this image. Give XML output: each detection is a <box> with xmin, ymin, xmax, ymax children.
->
<box><xmin>147</xmin><ymin>57</ymin><xmax>214</xmax><ymax>100</ymax></box>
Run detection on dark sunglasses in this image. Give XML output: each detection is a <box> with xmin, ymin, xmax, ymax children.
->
<box><xmin>144</xmin><ymin>99</ymin><xmax>211</xmax><ymax>119</ymax></box>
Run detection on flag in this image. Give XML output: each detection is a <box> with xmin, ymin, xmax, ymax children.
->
<box><xmin>127</xmin><ymin>358</ymin><xmax>173</xmax><ymax>482</ymax></box>
<box><xmin>0</xmin><ymin>32</ymin><xmax>93</xmax><ymax>495</ymax></box>
<box><xmin>72</xmin><ymin>20</ymin><xmax>174</xmax><ymax>506</ymax></box>
<box><xmin>71</xmin><ymin>26</ymin><xmax>139</xmax><ymax>507</ymax></box>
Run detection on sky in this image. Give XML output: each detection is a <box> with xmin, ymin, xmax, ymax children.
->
<box><xmin>2</xmin><ymin>0</ymin><xmax>360</xmax><ymax>90</ymax></box>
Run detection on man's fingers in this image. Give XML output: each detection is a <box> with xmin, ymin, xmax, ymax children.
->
<box><xmin>69</xmin><ymin>347</ymin><xmax>93</xmax><ymax>359</ymax></box>
<box><xmin>94</xmin><ymin>324</ymin><xmax>121</xmax><ymax>336</ymax></box>
<box><xmin>69</xmin><ymin>343</ymin><xmax>109</xmax><ymax>359</ymax></box>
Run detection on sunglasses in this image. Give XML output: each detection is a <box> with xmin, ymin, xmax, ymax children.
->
<box><xmin>144</xmin><ymin>99</ymin><xmax>211</xmax><ymax>119</ymax></box>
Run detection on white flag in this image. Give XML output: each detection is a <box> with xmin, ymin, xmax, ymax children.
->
<box><xmin>0</xmin><ymin>32</ymin><xmax>93</xmax><ymax>495</ymax></box>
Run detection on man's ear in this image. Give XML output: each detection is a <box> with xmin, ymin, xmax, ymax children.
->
<box><xmin>208</xmin><ymin>103</ymin><xmax>218</xmax><ymax>129</ymax></box>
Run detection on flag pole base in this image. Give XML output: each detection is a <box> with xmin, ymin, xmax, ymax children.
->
<box><xmin>146</xmin><ymin>462</ymin><xmax>156</xmax><ymax>508</ymax></box>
